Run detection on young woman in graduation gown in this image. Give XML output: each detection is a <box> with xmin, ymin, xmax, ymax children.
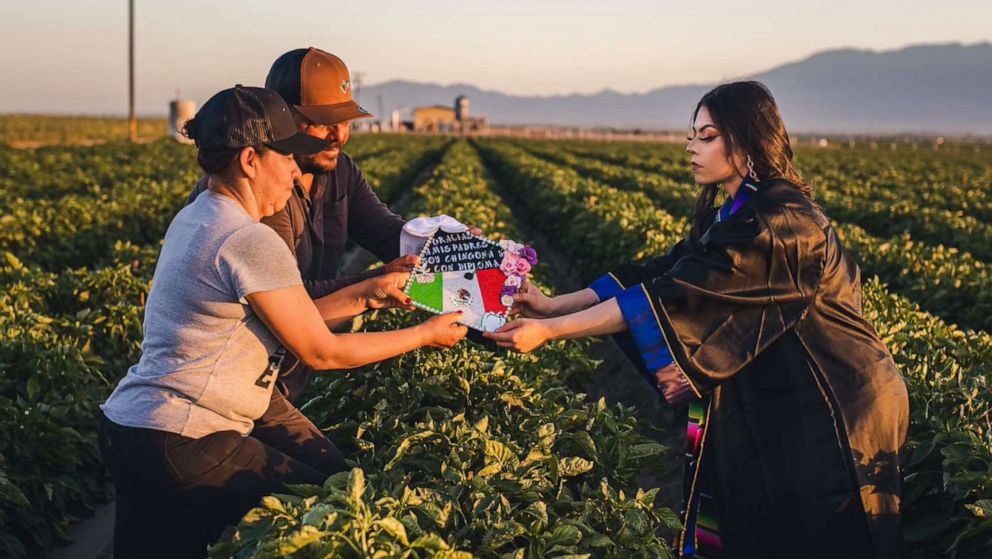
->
<box><xmin>486</xmin><ymin>81</ymin><xmax>909</xmax><ymax>559</ymax></box>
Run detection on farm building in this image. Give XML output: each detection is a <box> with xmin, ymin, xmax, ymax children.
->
<box><xmin>413</xmin><ymin>105</ymin><xmax>457</xmax><ymax>132</ymax></box>
<box><xmin>400</xmin><ymin>95</ymin><xmax>488</xmax><ymax>133</ymax></box>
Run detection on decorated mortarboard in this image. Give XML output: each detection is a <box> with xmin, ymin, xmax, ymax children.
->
<box><xmin>400</xmin><ymin>216</ymin><xmax>538</xmax><ymax>332</ymax></box>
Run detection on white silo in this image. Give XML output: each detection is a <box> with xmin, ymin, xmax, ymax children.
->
<box><xmin>455</xmin><ymin>95</ymin><xmax>469</xmax><ymax>122</ymax></box>
<box><xmin>169</xmin><ymin>99</ymin><xmax>196</xmax><ymax>144</ymax></box>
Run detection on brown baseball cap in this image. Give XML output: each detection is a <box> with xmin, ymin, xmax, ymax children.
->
<box><xmin>265</xmin><ymin>48</ymin><xmax>373</xmax><ymax>126</ymax></box>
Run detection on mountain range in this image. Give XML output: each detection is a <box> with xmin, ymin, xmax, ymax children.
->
<box><xmin>357</xmin><ymin>42</ymin><xmax>992</xmax><ymax>136</ymax></box>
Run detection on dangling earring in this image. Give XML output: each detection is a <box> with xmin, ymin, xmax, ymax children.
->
<box><xmin>746</xmin><ymin>154</ymin><xmax>759</xmax><ymax>182</ymax></box>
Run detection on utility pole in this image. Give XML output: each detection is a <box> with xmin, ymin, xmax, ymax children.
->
<box><xmin>128</xmin><ymin>0</ymin><xmax>137</xmax><ymax>142</ymax></box>
<box><xmin>353</xmin><ymin>71</ymin><xmax>364</xmax><ymax>102</ymax></box>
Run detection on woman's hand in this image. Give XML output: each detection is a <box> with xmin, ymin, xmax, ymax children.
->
<box><xmin>483</xmin><ymin>318</ymin><xmax>553</xmax><ymax>353</ymax></box>
<box><xmin>417</xmin><ymin>312</ymin><xmax>469</xmax><ymax>348</ymax></box>
<box><xmin>509</xmin><ymin>283</ymin><xmax>559</xmax><ymax>318</ymax></box>
<box><xmin>361</xmin><ymin>272</ymin><xmax>415</xmax><ymax>311</ymax></box>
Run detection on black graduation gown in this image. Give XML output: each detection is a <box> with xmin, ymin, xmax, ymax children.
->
<box><xmin>593</xmin><ymin>180</ymin><xmax>908</xmax><ymax>559</ymax></box>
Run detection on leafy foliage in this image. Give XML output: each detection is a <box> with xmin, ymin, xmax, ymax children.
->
<box><xmin>2</xmin><ymin>128</ymin><xmax>990</xmax><ymax>558</ymax></box>
<box><xmin>215</xmin><ymin>141</ymin><xmax>678</xmax><ymax>558</ymax></box>
<box><xmin>476</xmin><ymin>138</ymin><xmax>992</xmax><ymax>558</ymax></box>
<box><xmin>0</xmin><ymin>134</ymin><xmax>448</xmax><ymax>558</ymax></box>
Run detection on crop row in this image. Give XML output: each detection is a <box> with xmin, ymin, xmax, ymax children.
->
<box><xmin>475</xmin><ymin>139</ymin><xmax>992</xmax><ymax>559</ymax></box>
<box><xmin>515</xmin><ymin>140</ymin><xmax>992</xmax><ymax>333</ymax></box>
<box><xmin>214</xmin><ymin>140</ymin><xmax>680</xmax><ymax>558</ymax></box>
<box><xmin>0</xmin><ymin>136</ymin><xmax>447</xmax><ymax>272</ymax></box>
<box><xmin>0</xmin><ymin>249</ymin><xmax>150</xmax><ymax>557</ymax></box>
<box><xmin>0</xmin><ymin>135</ymin><xmax>408</xmax><ymax>202</ymax></box>
<box><xmin>0</xmin><ymin>116</ymin><xmax>169</xmax><ymax>146</ymax></box>
<box><xmin>0</xmin><ymin>137</ymin><xmax>450</xmax><ymax>558</ymax></box>
<box><xmin>557</xmin><ymin>140</ymin><xmax>992</xmax><ymax>221</ymax></box>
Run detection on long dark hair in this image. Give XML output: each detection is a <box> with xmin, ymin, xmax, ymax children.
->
<box><xmin>688</xmin><ymin>81</ymin><xmax>812</xmax><ymax>237</ymax></box>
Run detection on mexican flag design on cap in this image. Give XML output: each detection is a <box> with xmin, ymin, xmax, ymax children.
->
<box><xmin>404</xmin><ymin>227</ymin><xmax>538</xmax><ymax>333</ymax></box>
<box><xmin>408</xmin><ymin>269</ymin><xmax>509</xmax><ymax>331</ymax></box>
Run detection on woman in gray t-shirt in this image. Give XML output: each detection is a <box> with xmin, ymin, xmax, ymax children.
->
<box><xmin>98</xmin><ymin>86</ymin><xmax>467</xmax><ymax>559</ymax></box>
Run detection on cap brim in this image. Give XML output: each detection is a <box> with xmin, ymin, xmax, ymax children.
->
<box><xmin>294</xmin><ymin>100</ymin><xmax>374</xmax><ymax>125</ymax></box>
<box><xmin>266</xmin><ymin>132</ymin><xmax>327</xmax><ymax>155</ymax></box>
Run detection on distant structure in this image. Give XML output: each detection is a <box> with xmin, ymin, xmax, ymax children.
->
<box><xmin>169</xmin><ymin>99</ymin><xmax>196</xmax><ymax>144</ymax></box>
<box><xmin>412</xmin><ymin>105</ymin><xmax>455</xmax><ymax>132</ymax></box>
<box><xmin>455</xmin><ymin>95</ymin><xmax>469</xmax><ymax>121</ymax></box>
<box><xmin>350</xmin><ymin>119</ymin><xmax>383</xmax><ymax>133</ymax></box>
<box><xmin>401</xmin><ymin>95</ymin><xmax>487</xmax><ymax>133</ymax></box>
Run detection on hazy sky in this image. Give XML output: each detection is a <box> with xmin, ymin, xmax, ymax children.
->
<box><xmin>1</xmin><ymin>0</ymin><xmax>988</xmax><ymax>115</ymax></box>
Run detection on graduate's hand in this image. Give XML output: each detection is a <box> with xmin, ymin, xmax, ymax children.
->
<box><xmin>361</xmin><ymin>272</ymin><xmax>415</xmax><ymax>311</ymax></box>
<box><xmin>510</xmin><ymin>283</ymin><xmax>558</xmax><ymax>318</ymax></box>
<box><xmin>418</xmin><ymin>312</ymin><xmax>469</xmax><ymax>348</ymax></box>
<box><xmin>483</xmin><ymin>318</ymin><xmax>552</xmax><ymax>353</ymax></box>
<box><xmin>468</xmin><ymin>225</ymin><xmax>483</xmax><ymax>236</ymax></box>
<box><xmin>384</xmin><ymin>254</ymin><xmax>420</xmax><ymax>273</ymax></box>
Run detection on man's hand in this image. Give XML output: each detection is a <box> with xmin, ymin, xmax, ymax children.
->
<box><xmin>361</xmin><ymin>272</ymin><xmax>415</xmax><ymax>310</ymax></box>
<box><xmin>483</xmin><ymin>318</ymin><xmax>553</xmax><ymax>353</ymax></box>
<box><xmin>384</xmin><ymin>254</ymin><xmax>420</xmax><ymax>273</ymax></box>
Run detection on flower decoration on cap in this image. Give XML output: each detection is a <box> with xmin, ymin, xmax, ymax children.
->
<box><xmin>512</xmin><ymin>258</ymin><xmax>532</xmax><ymax>275</ymax></box>
<box><xmin>500</xmin><ymin>253</ymin><xmax>520</xmax><ymax>275</ymax></box>
<box><xmin>520</xmin><ymin>246</ymin><xmax>539</xmax><ymax>266</ymax></box>
<box><xmin>402</xmin><ymin>225</ymin><xmax>538</xmax><ymax>332</ymax></box>
<box><xmin>498</xmin><ymin>243</ymin><xmax>538</xmax><ymax>305</ymax></box>
<box><xmin>498</xmin><ymin>239</ymin><xmax>524</xmax><ymax>254</ymax></box>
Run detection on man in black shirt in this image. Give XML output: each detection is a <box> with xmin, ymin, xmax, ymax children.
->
<box><xmin>189</xmin><ymin>48</ymin><xmax>416</xmax><ymax>299</ymax></box>
<box><xmin>188</xmin><ymin>48</ymin><xmax>487</xmax><ymax>404</ymax></box>
<box><xmin>187</xmin><ymin>48</ymin><xmax>420</xmax><ymax>403</ymax></box>
<box><xmin>263</xmin><ymin>48</ymin><xmax>419</xmax><ymax>298</ymax></box>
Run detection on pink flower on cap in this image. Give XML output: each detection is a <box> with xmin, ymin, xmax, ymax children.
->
<box><xmin>501</xmin><ymin>253</ymin><xmax>520</xmax><ymax>275</ymax></box>
<box><xmin>514</xmin><ymin>258</ymin><xmax>532</xmax><ymax>275</ymax></box>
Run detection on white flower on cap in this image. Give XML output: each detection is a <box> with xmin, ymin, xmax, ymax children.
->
<box><xmin>498</xmin><ymin>239</ymin><xmax>523</xmax><ymax>254</ymax></box>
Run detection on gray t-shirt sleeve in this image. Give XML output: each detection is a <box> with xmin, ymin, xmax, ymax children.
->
<box><xmin>217</xmin><ymin>224</ymin><xmax>303</xmax><ymax>303</ymax></box>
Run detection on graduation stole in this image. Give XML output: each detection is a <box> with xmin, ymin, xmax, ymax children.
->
<box><xmin>680</xmin><ymin>399</ymin><xmax>722</xmax><ymax>558</ymax></box>
<box><xmin>679</xmin><ymin>177</ymin><xmax>758</xmax><ymax>558</ymax></box>
<box><xmin>714</xmin><ymin>177</ymin><xmax>759</xmax><ymax>224</ymax></box>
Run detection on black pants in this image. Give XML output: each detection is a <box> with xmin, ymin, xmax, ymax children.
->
<box><xmin>99</xmin><ymin>389</ymin><xmax>346</xmax><ymax>559</ymax></box>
